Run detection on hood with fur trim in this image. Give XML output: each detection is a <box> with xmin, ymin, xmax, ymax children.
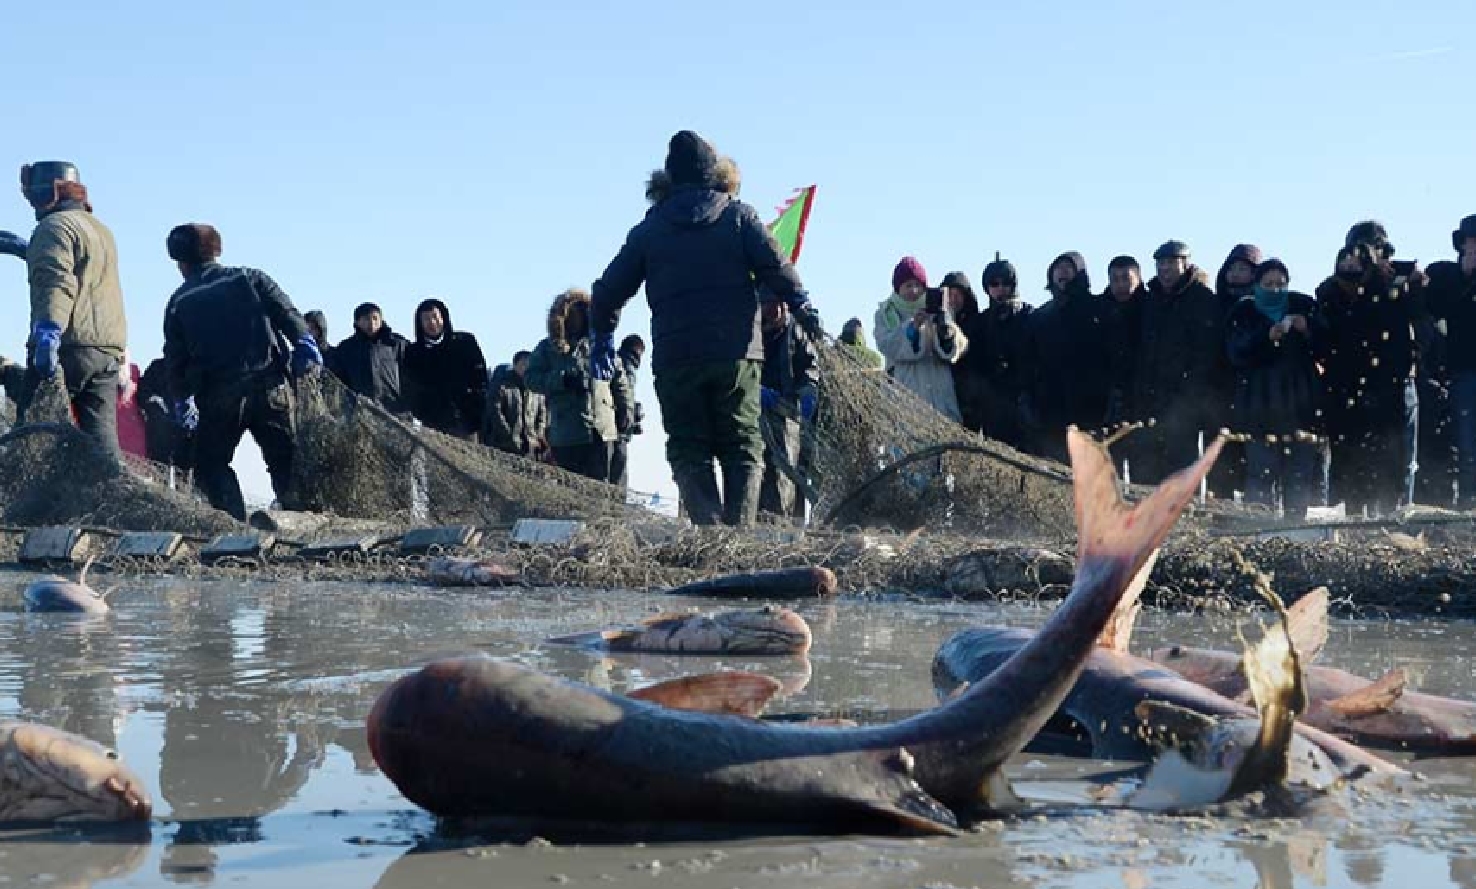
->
<box><xmin>546</xmin><ymin>289</ymin><xmax>593</xmax><ymax>353</ymax></box>
<box><xmin>645</xmin><ymin>156</ymin><xmax>741</xmax><ymax>205</ymax></box>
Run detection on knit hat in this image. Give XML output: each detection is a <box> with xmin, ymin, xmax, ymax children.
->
<box><xmin>939</xmin><ymin>271</ymin><xmax>974</xmax><ymax>293</ymax></box>
<box><xmin>354</xmin><ymin>302</ymin><xmax>382</xmax><ymax>321</ymax></box>
<box><xmin>1255</xmin><ymin>258</ymin><xmax>1291</xmax><ymax>284</ymax></box>
<box><xmin>664</xmin><ymin>130</ymin><xmax>720</xmax><ymax>188</ymax></box>
<box><xmin>1153</xmin><ymin>240</ymin><xmax>1191</xmax><ymax>261</ymax></box>
<box><xmin>1453</xmin><ymin>215</ymin><xmax>1476</xmax><ymax>253</ymax></box>
<box><xmin>892</xmin><ymin>256</ymin><xmax>928</xmax><ymax>289</ymax></box>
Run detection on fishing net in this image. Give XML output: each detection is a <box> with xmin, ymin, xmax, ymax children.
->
<box><xmin>0</xmin><ymin>419</ymin><xmax>237</xmax><ymax>535</ymax></box>
<box><xmin>777</xmin><ymin>341</ymin><xmax>1077</xmax><ymax>539</ymax></box>
<box><xmin>289</xmin><ymin>369</ymin><xmax>641</xmax><ymax>527</ymax></box>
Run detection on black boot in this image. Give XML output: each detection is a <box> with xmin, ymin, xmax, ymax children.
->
<box><xmin>721</xmin><ymin>460</ymin><xmax>763</xmax><ymax>527</ymax></box>
<box><xmin>675</xmin><ymin>466</ymin><xmax>723</xmax><ymax>526</ymax></box>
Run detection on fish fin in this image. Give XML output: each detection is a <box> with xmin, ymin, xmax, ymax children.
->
<box><xmin>1323</xmin><ymin>668</ymin><xmax>1407</xmax><ymax>719</ymax></box>
<box><xmin>1127</xmin><ymin>749</ymin><xmax>1237</xmax><ymax>813</ymax></box>
<box><xmin>981</xmin><ymin>770</ymin><xmax>1026</xmax><ymax>814</ymax></box>
<box><xmin>1227</xmin><ymin>580</ymin><xmax>1305</xmax><ymax>796</ymax></box>
<box><xmin>627</xmin><ymin>671</ymin><xmax>783</xmax><ymax>716</ymax></box>
<box><xmin>545</xmin><ymin>629</ymin><xmax>638</xmax><ymax>649</ymax></box>
<box><xmin>78</xmin><ymin>555</ymin><xmax>95</xmax><ymax>587</ymax></box>
<box><xmin>1285</xmin><ymin>587</ymin><xmax>1331</xmax><ymax>665</ymax></box>
<box><xmin>1068</xmin><ymin>427</ymin><xmax>1221</xmax><ymax>580</ymax></box>
<box><xmin>1097</xmin><ymin>550</ymin><xmax>1157</xmax><ymax>653</ymax></box>
<box><xmin>863</xmin><ymin>801</ymin><xmax>962</xmax><ymax>837</ymax></box>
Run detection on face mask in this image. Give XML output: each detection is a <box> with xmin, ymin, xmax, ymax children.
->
<box><xmin>1253</xmin><ymin>285</ymin><xmax>1290</xmax><ymax>323</ymax></box>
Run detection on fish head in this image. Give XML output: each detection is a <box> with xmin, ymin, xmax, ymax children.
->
<box><xmin>22</xmin><ymin>580</ymin><xmax>110</xmax><ymax>614</ymax></box>
<box><xmin>0</xmin><ymin>722</ymin><xmax>151</xmax><ymax>822</ymax></box>
<box><xmin>1146</xmin><ymin>645</ymin><xmax>1244</xmax><ymax>690</ymax></box>
<box><xmin>712</xmin><ymin>606</ymin><xmax>813</xmax><ymax>655</ymax></box>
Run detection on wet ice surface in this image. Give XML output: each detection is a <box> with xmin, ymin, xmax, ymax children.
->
<box><xmin>0</xmin><ymin>575</ymin><xmax>1474</xmax><ymax>888</ymax></box>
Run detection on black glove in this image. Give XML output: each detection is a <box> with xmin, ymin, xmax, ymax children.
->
<box><xmin>791</xmin><ymin>298</ymin><xmax>825</xmax><ymax>341</ymax></box>
<box><xmin>562</xmin><ymin>367</ymin><xmax>590</xmax><ymax>393</ymax></box>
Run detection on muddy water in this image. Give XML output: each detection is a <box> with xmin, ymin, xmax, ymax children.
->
<box><xmin>1</xmin><ymin>576</ymin><xmax>1474</xmax><ymax>889</ymax></box>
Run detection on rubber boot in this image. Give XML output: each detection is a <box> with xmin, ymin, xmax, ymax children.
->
<box><xmin>721</xmin><ymin>460</ymin><xmax>763</xmax><ymax>528</ymax></box>
<box><xmin>675</xmin><ymin>466</ymin><xmax>723</xmax><ymax>526</ymax></box>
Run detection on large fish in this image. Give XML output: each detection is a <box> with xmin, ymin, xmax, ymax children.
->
<box><xmin>1145</xmin><ymin>590</ymin><xmax>1476</xmax><ymax>754</ymax></box>
<box><xmin>367</xmin><ymin>429</ymin><xmax>1220</xmax><ymax>835</ymax></box>
<box><xmin>546</xmin><ymin>606</ymin><xmax>813</xmax><ymax>655</ymax></box>
<box><xmin>664</xmin><ymin>566</ymin><xmax>838</xmax><ymax>600</ymax></box>
<box><xmin>23</xmin><ymin>559</ymin><xmax>110</xmax><ymax>614</ymax></box>
<box><xmin>0</xmin><ymin>721</ymin><xmax>152</xmax><ymax>822</ymax></box>
<box><xmin>931</xmin><ymin>626</ymin><xmax>1401</xmax><ymax>781</ymax></box>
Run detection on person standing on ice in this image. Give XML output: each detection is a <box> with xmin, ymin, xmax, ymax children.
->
<box><xmin>589</xmin><ymin>130</ymin><xmax>822</xmax><ymax>527</ymax></box>
<box><xmin>873</xmin><ymin>256</ymin><xmax>968</xmax><ymax>423</ymax></box>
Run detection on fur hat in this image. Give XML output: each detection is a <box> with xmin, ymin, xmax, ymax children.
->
<box><xmin>1453</xmin><ymin>215</ymin><xmax>1476</xmax><ymax>253</ymax></box>
<box><xmin>546</xmin><ymin>288</ymin><xmax>592</xmax><ymax>351</ymax></box>
<box><xmin>664</xmin><ymin>130</ymin><xmax>720</xmax><ymax>188</ymax></box>
<box><xmin>892</xmin><ymin>256</ymin><xmax>928</xmax><ymax>289</ymax></box>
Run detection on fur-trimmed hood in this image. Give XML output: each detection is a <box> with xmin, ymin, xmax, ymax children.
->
<box><xmin>546</xmin><ymin>288</ymin><xmax>592</xmax><ymax>352</ymax></box>
<box><xmin>645</xmin><ymin>156</ymin><xmax>741</xmax><ymax>205</ymax></box>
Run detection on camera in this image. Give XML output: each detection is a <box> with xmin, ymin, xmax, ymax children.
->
<box><xmin>924</xmin><ymin>287</ymin><xmax>944</xmax><ymax>315</ymax></box>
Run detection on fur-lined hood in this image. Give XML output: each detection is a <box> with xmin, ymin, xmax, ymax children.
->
<box><xmin>546</xmin><ymin>288</ymin><xmax>592</xmax><ymax>352</ymax></box>
<box><xmin>645</xmin><ymin>156</ymin><xmax>741</xmax><ymax>205</ymax></box>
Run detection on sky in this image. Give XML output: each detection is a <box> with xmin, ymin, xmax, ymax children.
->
<box><xmin>2</xmin><ymin>0</ymin><xmax>1472</xmax><ymax>508</ymax></box>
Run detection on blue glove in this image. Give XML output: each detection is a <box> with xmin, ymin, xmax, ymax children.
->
<box><xmin>760</xmin><ymin>386</ymin><xmax>780</xmax><ymax>413</ymax></box>
<box><xmin>0</xmin><ymin>230</ymin><xmax>27</xmax><ymax>259</ymax></box>
<box><xmin>30</xmin><ymin>322</ymin><xmax>61</xmax><ymax>378</ymax></box>
<box><xmin>589</xmin><ymin>332</ymin><xmax>617</xmax><ymax>382</ymax></box>
<box><xmin>292</xmin><ymin>334</ymin><xmax>323</xmax><ymax>378</ymax></box>
<box><xmin>173</xmin><ymin>397</ymin><xmax>199</xmax><ymax>432</ymax></box>
<box><xmin>800</xmin><ymin>391</ymin><xmax>818</xmax><ymax>420</ymax></box>
<box><xmin>905</xmin><ymin>322</ymin><xmax>921</xmax><ymax>352</ymax></box>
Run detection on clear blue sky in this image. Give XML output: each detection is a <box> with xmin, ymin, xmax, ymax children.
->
<box><xmin>3</xmin><ymin>0</ymin><xmax>1471</xmax><ymax>505</ymax></box>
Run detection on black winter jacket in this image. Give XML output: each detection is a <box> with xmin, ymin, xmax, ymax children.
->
<box><xmin>330</xmin><ymin>325</ymin><xmax>409</xmax><ymax>413</ymax></box>
<box><xmin>1226</xmin><ymin>292</ymin><xmax>1325</xmax><ymax>436</ymax></box>
<box><xmin>957</xmin><ymin>298</ymin><xmax>1033</xmax><ymax>444</ymax></box>
<box><xmin>761</xmin><ymin>318</ymin><xmax>820</xmax><ymax>411</ymax></box>
<box><xmin>591</xmin><ymin>187</ymin><xmax>805</xmax><ymax>374</ymax></box>
<box><xmin>162</xmin><ymin>262</ymin><xmax>308</xmax><ymax>399</ymax></box>
<box><xmin>1025</xmin><ymin>279</ymin><xmax>1113</xmax><ymax>435</ymax></box>
<box><xmin>403</xmin><ymin>299</ymin><xmax>488</xmax><ymax>437</ymax></box>
<box><xmin>1102</xmin><ymin>288</ymin><xmax>1145</xmax><ymax>425</ymax></box>
<box><xmin>1426</xmin><ymin>261</ymin><xmax>1476</xmax><ymax>376</ymax></box>
<box><xmin>1131</xmin><ymin>267</ymin><xmax>1226</xmax><ymax>429</ymax></box>
<box><xmin>1315</xmin><ymin>264</ymin><xmax>1425</xmax><ymax>433</ymax></box>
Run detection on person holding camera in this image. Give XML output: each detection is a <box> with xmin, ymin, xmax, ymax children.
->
<box><xmin>873</xmin><ymin>256</ymin><xmax>968</xmax><ymax>423</ymax></box>
<box><xmin>1315</xmin><ymin>222</ymin><xmax>1426</xmax><ymax>516</ymax></box>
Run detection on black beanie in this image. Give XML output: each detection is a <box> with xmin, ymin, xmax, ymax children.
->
<box><xmin>664</xmin><ymin>130</ymin><xmax>720</xmax><ymax>188</ymax></box>
<box><xmin>354</xmin><ymin>302</ymin><xmax>382</xmax><ymax>322</ymax></box>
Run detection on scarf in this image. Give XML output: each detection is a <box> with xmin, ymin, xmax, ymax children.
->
<box><xmin>879</xmin><ymin>292</ymin><xmax>921</xmax><ymax>330</ymax></box>
<box><xmin>1253</xmin><ymin>286</ymin><xmax>1289</xmax><ymax>323</ymax></box>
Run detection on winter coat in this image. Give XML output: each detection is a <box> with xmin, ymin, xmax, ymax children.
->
<box><xmin>838</xmin><ymin>337</ymin><xmax>884</xmax><ymax>370</ymax></box>
<box><xmin>873</xmin><ymin>294</ymin><xmax>968</xmax><ymax>423</ymax></box>
<box><xmin>1024</xmin><ymin>277</ymin><xmax>1113</xmax><ymax>436</ymax></box>
<box><xmin>590</xmin><ymin>187</ymin><xmax>805</xmax><ymax>374</ymax></box>
<box><xmin>1131</xmin><ymin>267</ymin><xmax>1226</xmax><ymax>430</ymax></box>
<box><xmin>485</xmin><ymin>365</ymin><xmax>548</xmax><ymax>456</ymax></box>
<box><xmin>1425</xmin><ymin>261</ymin><xmax>1476</xmax><ymax>376</ymax></box>
<box><xmin>526</xmin><ymin>290</ymin><xmax>635</xmax><ymax>448</ymax></box>
<box><xmin>162</xmin><ymin>262</ymin><xmax>309</xmax><ymax>399</ymax></box>
<box><xmin>27</xmin><ymin>203</ymin><xmax>127</xmax><ymax>357</ymax></box>
<box><xmin>957</xmin><ymin>298</ymin><xmax>1034</xmax><ymax>443</ymax></box>
<box><xmin>1314</xmin><ymin>264</ymin><xmax>1425</xmax><ymax>434</ymax></box>
<box><xmin>403</xmin><ymin>298</ymin><xmax>488</xmax><ymax>437</ymax></box>
<box><xmin>1226</xmin><ymin>292</ymin><xmax>1325</xmax><ymax>436</ymax></box>
<box><xmin>330</xmin><ymin>325</ymin><xmax>409</xmax><ymax>413</ymax></box>
<box><xmin>1103</xmin><ymin>287</ymin><xmax>1145</xmax><ymax>424</ymax></box>
<box><xmin>761</xmin><ymin>317</ymin><xmax>820</xmax><ymax>411</ymax></box>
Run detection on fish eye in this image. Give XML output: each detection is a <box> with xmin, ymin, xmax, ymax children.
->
<box><xmin>105</xmin><ymin>750</ymin><xmax>118</xmax><ymax>760</ymax></box>
<box><xmin>1168</xmin><ymin>646</ymin><xmax>1184</xmax><ymax>658</ymax></box>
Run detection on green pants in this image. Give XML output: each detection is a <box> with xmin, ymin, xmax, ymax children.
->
<box><xmin>654</xmin><ymin>360</ymin><xmax>763</xmax><ymax>475</ymax></box>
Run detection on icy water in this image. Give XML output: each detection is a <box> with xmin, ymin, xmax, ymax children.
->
<box><xmin>1</xmin><ymin>574</ymin><xmax>1475</xmax><ymax>889</ymax></box>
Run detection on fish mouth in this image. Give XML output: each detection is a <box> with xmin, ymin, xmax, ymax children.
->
<box><xmin>719</xmin><ymin>607</ymin><xmax>813</xmax><ymax>654</ymax></box>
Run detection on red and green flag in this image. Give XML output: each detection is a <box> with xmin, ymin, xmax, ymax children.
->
<box><xmin>767</xmin><ymin>185</ymin><xmax>817</xmax><ymax>265</ymax></box>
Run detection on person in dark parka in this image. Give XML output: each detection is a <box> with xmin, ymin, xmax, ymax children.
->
<box><xmin>589</xmin><ymin>131</ymin><xmax>822</xmax><ymax>527</ymax></box>
<box><xmin>1130</xmin><ymin>240</ymin><xmax>1227</xmax><ymax>485</ymax></box>
<box><xmin>609</xmin><ymin>335</ymin><xmax>646</xmax><ymax>490</ymax></box>
<box><xmin>1209</xmin><ymin>244</ymin><xmax>1264</xmax><ymax>497</ymax></box>
<box><xmin>1226</xmin><ymin>259</ymin><xmax>1327</xmax><ymax>518</ymax></box>
<box><xmin>1425</xmin><ymin>214</ymin><xmax>1476</xmax><ymax>507</ymax></box>
<box><xmin>956</xmin><ymin>257</ymin><xmax>1033</xmax><ymax>449</ymax></box>
<box><xmin>402</xmin><ymin>298</ymin><xmax>488</xmax><ymax>440</ymax></box>
<box><xmin>940</xmin><ymin>271</ymin><xmax>986</xmax><ymax>433</ymax></box>
<box><xmin>329</xmin><ymin>302</ymin><xmax>409</xmax><ymax>414</ymax></box>
<box><xmin>1022</xmin><ymin>252</ymin><xmax>1112</xmax><ymax>461</ymax></box>
<box><xmin>758</xmin><ymin>290</ymin><xmax>820</xmax><ymax>518</ymax></box>
<box><xmin>1315</xmin><ymin>222</ymin><xmax>1426</xmax><ymax>516</ymax></box>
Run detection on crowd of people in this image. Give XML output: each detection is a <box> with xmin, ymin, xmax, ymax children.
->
<box><xmin>874</xmin><ymin>217</ymin><xmax>1476</xmax><ymax>519</ymax></box>
<box><xmin>4</xmin><ymin>138</ymin><xmax>1476</xmax><ymax>526</ymax></box>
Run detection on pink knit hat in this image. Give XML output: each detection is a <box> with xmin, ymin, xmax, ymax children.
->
<box><xmin>892</xmin><ymin>256</ymin><xmax>927</xmax><ymax>289</ymax></box>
